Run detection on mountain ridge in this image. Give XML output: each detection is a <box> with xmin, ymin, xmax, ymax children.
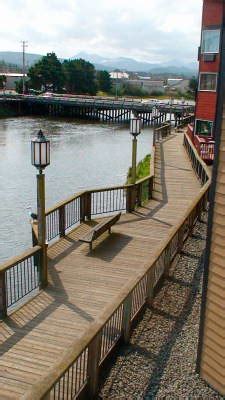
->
<box><xmin>0</xmin><ymin>51</ymin><xmax>197</xmax><ymax>76</ymax></box>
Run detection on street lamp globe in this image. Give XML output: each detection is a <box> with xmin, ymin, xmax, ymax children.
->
<box><xmin>31</xmin><ymin>130</ymin><xmax>50</xmax><ymax>171</ymax></box>
<box><xmin>130</xmin><ymin>117</ymin><xmax>141</xmax><ymax>137</ymax></box>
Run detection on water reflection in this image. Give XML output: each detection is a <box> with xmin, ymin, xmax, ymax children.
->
<box><xmin>0</xmin><ymin>116</ymin><xmax>153</xmax><ymax>262</ymax></box>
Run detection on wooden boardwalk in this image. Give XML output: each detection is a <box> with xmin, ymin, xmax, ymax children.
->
<box><xmin>0</xmin><ymin>132</ymin><xmax>202</xmax><ymax>399</ymax></box>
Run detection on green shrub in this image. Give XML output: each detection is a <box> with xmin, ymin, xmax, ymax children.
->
<box><xmin>126</xmin><ymin>154</ymin><xmax>151</xmax><ymax>184</ymax></box>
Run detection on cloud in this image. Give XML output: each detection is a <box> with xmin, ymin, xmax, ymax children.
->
<box><xmin>0</xmin><ymin>0</ymin><xmax>203</xmax><ymax>63</ymax></box>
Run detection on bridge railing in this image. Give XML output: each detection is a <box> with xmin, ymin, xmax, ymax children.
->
<box><xmin>23</xmin><ymin>131</ymin><xmax>211</xmax><ymax>400</ymax></box>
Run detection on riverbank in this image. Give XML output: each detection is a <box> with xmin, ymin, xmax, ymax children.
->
<box><xmin>0</xmin><ymin>105</ymin><xmax>19</xmax><ymax>117</ymax></box>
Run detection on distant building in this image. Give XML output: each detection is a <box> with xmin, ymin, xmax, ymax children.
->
<box><xmin>126</xmin><ymin>79</ymin><xmax>165</xmax><ymax>95</ymax></box>
<box><xmin>0</xmin><ymin>73</ymin><xmax>27</xmax><ymax>90</ymax></box>
<box><xmin>109</xmin><ymin>72</ymin><xmax>129</xmax><ymax>80</ymax></box>
<box><xmin>167</xmin><ymin>78</ymin><xmax>190</xmax><ymax>94</ymax></box>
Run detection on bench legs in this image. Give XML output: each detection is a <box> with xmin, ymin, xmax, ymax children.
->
<box><xmin>89</xmin><ymin>243</ymin><xmax>93</xmax><ymax>252</ymax></box>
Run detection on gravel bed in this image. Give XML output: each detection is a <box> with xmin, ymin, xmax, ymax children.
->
<box><xmin>99</xmin><ymin>214</ymin><xmax>224</xmax><ymax>399</ymax></box>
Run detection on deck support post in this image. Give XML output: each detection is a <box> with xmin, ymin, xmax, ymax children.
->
<box><xmin>87</xmin><ymin>332</ymin><xmax>101</xmax><ymax>399</ymax></box>
<box><xmin>0</xmin><ymin>271</ymin><xmax>7</xmax><ymax>319</ymax></box>
<box><xmin>122</xmin><ymin>292</ymin><xmax>132</xmax><ymax>343</ymax></box>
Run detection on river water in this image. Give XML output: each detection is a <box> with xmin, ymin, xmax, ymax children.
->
<box><xmin>0</xmin><ymin>117</ymin><xmax>153</xmax><ymax>262</ymax></box>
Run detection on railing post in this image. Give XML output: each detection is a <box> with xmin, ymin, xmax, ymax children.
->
<box><xmin>80</xmin><ymin>192</ymin><xmax>91</xmax><ymax>222</ymax></box>
<box><xmin>122</xmin><ymin>292</ymin><xmax>132</xmax><ymax>344</ymax></box>
<box><xmin>87</xmin><ymin>332</ymin><xmax>101</xmax><ymax>398</ymax></box>
<box><xmin>136</xmin><ymin>183</ymin><xmax>142</xmax><ymax>207</ymax></box>
<box><xmin>0</xmin><ymin>271</ymin><xmax>7</xmax><ymax>319</ymax></box>
<box><xmin>126</xmin><ymin>185</ymin><xmax>136</xmax><ymax>212</ymax></box>
<box><xmin>178</xmin><ymin>226</ymin><xmax>184</xmax><ymax>252</ymax></box>
<box><xmin>148</xmin><ymin>177</ymin><xmax>153</xmax><ymax>199</ymax></box>
<box><xmin>80</xmin><ymin>193</ymin><xmax>85</xmax><ymax>222</ymax></box>
<box><xmin>59</xmin><ymin>205</ymin><xmax>66</xmax><ymax>237</ymax></box>
<box><xmin>146</xmin><ymin>268</ymin><xmax>154</xmax><ymax>305</ymax></box>
<box><xmin>85</xmin><ymin>192</ymin><xmax>92</xmax><ymax>220</ymax></box>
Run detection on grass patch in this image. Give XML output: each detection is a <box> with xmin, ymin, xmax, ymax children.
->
<box><xmin>126</xmin><ymin>154</ymin><xmax>151</xmax><ymax>184</ymax></box>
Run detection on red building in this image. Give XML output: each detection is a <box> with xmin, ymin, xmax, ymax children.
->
<box><xmin>188</xmin><ymin>0</ymin><xmax>224</xmax><ymax>163</ymax></box>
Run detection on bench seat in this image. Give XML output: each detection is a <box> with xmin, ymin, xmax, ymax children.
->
<box><xmin>79</xmin><ymin>212</ymin><xmax>121</xmax><ymax>250</ymax></box>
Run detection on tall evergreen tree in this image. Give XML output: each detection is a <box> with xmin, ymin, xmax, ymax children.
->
<box><xmin>96</xmin><ymin>70</ymin><xmax>112</xmax><ymax>92</ymax></box>
<box><xmin>28</xmin><ymin>53</ymin><xmax>64</xmax><ymax>92</ymax></box>
<box><xmin>63</xmin><ymin>59</ymin><xmax>97</xmax><ymax>95</ymax></box>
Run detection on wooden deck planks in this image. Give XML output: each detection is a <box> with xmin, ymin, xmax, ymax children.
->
<box><xmin>0</xmin><ymin>132</ymin><xmax>202</xmax><ymax>398</ymax></box>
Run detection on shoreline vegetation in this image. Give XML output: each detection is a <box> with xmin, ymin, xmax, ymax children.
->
<box><xmin>126</xmin><ymin>154</ymin><xmax>151</xmax><ymax>184</ymax></box>
<box><xmin>0</xmin><ymin>106</ymin><xmax>18</xmax><ymax>118</ymax></box>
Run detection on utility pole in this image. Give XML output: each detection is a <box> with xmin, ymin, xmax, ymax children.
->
<box><xmin>21</xmin><ymin>41</ymin><xmax>28</xmax><ymax>94</ymax></box>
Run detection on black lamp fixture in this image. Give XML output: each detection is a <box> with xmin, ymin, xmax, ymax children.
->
<box><xmin>130</xmin><ymin>116</ymin><xmax>142</xmax><ymax>137</ymax></box>
<box><xmin>31</xmin><ymin>130</ymin><xmax>50</xmax><ymax>172</ymax></box>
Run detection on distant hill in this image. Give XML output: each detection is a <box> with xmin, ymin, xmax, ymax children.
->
<box><xmin>74</xmin><ymin>52</ymin><xmax>197</xmax><ymax>76</ymax></box>
<box><xmin>0</xmin><ymin>51</ymin><xmax>44</xmax><ymax>67</ymax></box>
<box><xmin>0</xmin><ymin>51</ymin><xmax>197</xmax><ymax>77</ymax></box>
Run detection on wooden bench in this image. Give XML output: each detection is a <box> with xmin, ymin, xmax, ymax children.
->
<box><xmin>79</xmin><ymin>212</ymin><xmax>121</xmax><ymax>251</ymax></box>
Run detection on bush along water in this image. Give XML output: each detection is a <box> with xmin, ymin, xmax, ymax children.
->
<box><xmin>126</xmin><ymin>154</ymin><xmax>151</xmax><ymax>184</ymax></box>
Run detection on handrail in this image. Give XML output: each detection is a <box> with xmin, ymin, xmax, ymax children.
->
<box><xmin>184</xmin><ymin>132</ymin><xmax>211</xmax><ymax>179</ymax></box>
<box><xmin>0</xmin><ymin>245</ymin><xmax>41</xmax><ymax>273</ymax></box>
<box><xmin>23</xmin><ymin>131</ymin><xmax>211</xmax><ymax>400</ymax></box>
<box><xmin>44</xmin><ymin>159</ymin><xmax>155</xmax><ymax>243</ymax></box>
<box><xmin>45</xmin><ymin>191</ymin><xmax>85</xmax><ymax>216</ymax></box>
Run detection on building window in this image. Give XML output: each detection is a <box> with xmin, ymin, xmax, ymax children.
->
<box><xmin>196</xmin><ymin>120</ymin><xmax>213</xmax><ymax>136</ymax></box>
<box><xmin>199</xmin><ymin>73</ymin><xmax>217</xmax><ymax>91</ymax></box>
<box><xmin>201</xmin><ymin>29</ymin><xmax>220</xmax><ymax>53</ymax></box>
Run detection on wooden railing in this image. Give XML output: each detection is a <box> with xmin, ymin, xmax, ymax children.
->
<box><xmin>23</xmin><ymin>132</ymin><xmax>211</xmax><ymax>400</ymax></box>
<box><xmin>176</xmin><ymin>114</ymin><xmax>195</xmax><ymax>129</ymax></box>
<box><xmin>0</xmin><ymin>145</ymin><xmax>155</xmax><ymax>320</ymax></box>
<box><xmin>0</xmin><ymin>246</ymin><xmax>42</xmax><ymax>318</ymax></box>
<box><xmin>44</xmin><ymin>149</ymin><xmax>155</xmax><ymax>244</ymax></box>
<box><xmin>184</xmin><ymin>133</ymin><xmax>211</xmax><ymax>185</ymax></box>
<box><xmin>153</xmin><ymin>122</ymin><xmax>171</xmax><ymax>143</ymax></box>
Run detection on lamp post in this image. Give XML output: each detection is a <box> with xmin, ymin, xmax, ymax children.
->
<box><xmin>31</xmin><ymin>130</ymin><xmax>50</xmax><ymax>287</ymax></box>
<box><xmin>130</xmin><ymin>116</ymin><xmax>141</xmax><ymax>184</ymax></box>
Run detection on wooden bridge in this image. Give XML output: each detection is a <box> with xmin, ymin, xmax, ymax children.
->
<box><xmin>0</xmin><ymin>94</ymin><xmax>194</xmax><ymax>126</ymax></box>
<box><xmin>0</xmin><ymin>125</ymin><xmax>210</xmax><ymax>399</ymax></box>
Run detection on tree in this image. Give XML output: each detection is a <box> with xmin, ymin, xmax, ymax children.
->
<box><xmin>96</xmin><ymin>70</ymin><xmax>112</xmax><ymax>92</ymax></box>
<box><xmin>189</xmin><ymin>76</ymin><xmax>198</xmax><ymax>93</ymax></box>
<box><xmin>15</xmin><ymin>78</ymin><xmax>30</xmax><ymax>94</ymax></box>
<box><xmin>0</xmin><ymin>75</ymin><xmax>6</xmax><ymax>90</ymax></box>
<box><xmin>28</xmin><ymin>53</ymin><xmax>64</xmax><ymax>92</ymax></box>
<box><xmin>63</xmin><ymin>59</ymin><xmax>97</xmax><ymax>95</ymax></box>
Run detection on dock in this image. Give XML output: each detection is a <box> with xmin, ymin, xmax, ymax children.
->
<box><xmin>0</xmin><ymin>128</ymin><xmax>210</xmax><ymax>399</ymax></box>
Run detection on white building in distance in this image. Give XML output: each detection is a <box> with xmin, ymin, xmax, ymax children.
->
<box><xmin>0</xmin><ymin>73</ymin><xmax>27</xmax><ymax>90</ymax></box>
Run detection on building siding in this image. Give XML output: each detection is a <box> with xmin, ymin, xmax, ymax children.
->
<box><xmin>202</xmin><ymin>0</ymin><xmax>223</xmax><ymax>27</ymax></box>
<box><xmin>200</xmin><ymin>108</ymin><xmax>225</xmax><ymax>394</ymax></box>
<box><xmin>195</xmin><ymin>92</ymin><xmax>217</xmax><ymax>121</ymax></box>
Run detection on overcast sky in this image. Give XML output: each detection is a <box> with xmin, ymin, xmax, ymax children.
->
<box><xmin>0</xmin><ymin>0</ymin><xmax>203</xmax><ymax>63</ymax></box>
